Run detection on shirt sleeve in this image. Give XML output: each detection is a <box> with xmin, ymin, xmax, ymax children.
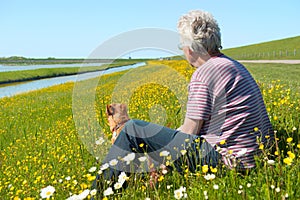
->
<box><xmin>186</xmin><ymin>80</ymin><xmax>212</xmax><ymax>120</ymax></box>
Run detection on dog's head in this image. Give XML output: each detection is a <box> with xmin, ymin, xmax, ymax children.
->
<box><xmin>106</xmin><ymin>103</ymin><xmax>130</xmax><ymax>132</ymax></box>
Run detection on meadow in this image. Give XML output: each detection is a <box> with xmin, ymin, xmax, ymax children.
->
<box><xmin>0</xmin><ymin>60</ymin><xmax>299</xmax><ymax>200</ymax></box>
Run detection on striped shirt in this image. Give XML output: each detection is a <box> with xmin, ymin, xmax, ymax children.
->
<box><xmin>186</xmin><ymin>54</ymin><xmax>274</xmax><ymax>169</ymax></box>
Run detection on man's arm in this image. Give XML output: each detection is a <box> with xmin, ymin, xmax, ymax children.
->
<box><xmin>177</xmin><ymin>117</ymin><xmax>203</xmax><ymax>135</ymax></box>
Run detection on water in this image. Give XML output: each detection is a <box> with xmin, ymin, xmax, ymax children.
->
<box><xmin>0</xmin><ymin>62</ymin><xmax>145</xmax><ymax>98</ymax></box>
<box><xmin>0</xmin><ymin>62</ymin><xmax>106</xmax><ymax>72</ymax></box>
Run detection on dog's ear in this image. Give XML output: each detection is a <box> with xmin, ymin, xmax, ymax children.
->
<box><xmin>120</xmin><ymin>103</ymin><xmax>128</xmax><ymax>113</ymax></box>
<box><xmin>106</xmin><ymin>104</ymin><xmax>114</xmax><ymax>116</ymax></box>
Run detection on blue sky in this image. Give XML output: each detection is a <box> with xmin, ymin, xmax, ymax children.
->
<box><xmin>0</xmin><ymin>0</ymin><xmax>299</xmax><ymax>58</ymax></box>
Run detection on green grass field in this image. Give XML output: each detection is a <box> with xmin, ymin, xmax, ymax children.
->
<box><xmin>0</xmin><ymin>60</ymin><xmax>299</xmax><ymax>199</ymax></box>
<box><xmin>222</xmin><ymin>36</ymin><xmax>300</xmax><ymax>60</ymax></box>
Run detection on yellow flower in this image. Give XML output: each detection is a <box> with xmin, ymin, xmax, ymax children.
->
<box><xmin>297</xmin><ymin>144</ymin><xmax>300</xmax><ymax>149</ymax></box>
<box><xmin>286</xmin><ymin>137</ymin><xmax>293</xmax><ymax>143</ymax></box>
<box><xmin>210</xmin><ymin>166</ymin><xmax>217</xmax><ymax>173</ymax></box>
<box><xmin>274</xmin><ymin>151</ymin><xmax>279</xmax><ymax>156</ymax></box>
<box><xmin>287</xmin><ymin>151</ymin><xmax>295</xmax><ymax>159</ymax></box>
<box><xmin>139</xmin><ymin>143</ymin><xmax>144</xmax><ymax>148</ymax></box>
<box><xmin>202</xmin><ymin>165</ymin><xmax>209</xmax><ymax>173</ymax></box>
<box><xmin>219</xmin><ymin>140</ymin><xmax>226</xmax><ymax>145</ymax></box>
<box><xmin>254</xmin><ymin>127</ymin><xmax>259</xmax><ymax>132</ymax></box>
<box><xmin>259</xmin><ymin>143</ymin><xmax>264</xmax><ymax>150</ymax></box>
<box><xmin>283</xmin><ymin>157</ymin><xmax>293</xmax><ymax>165</ymax></box>
<box><xmin>228</xmin><ymin>150</ymin><xmax>233</xmax><ymax>154</ymax></box>
<box><xmin>158</xmin><ymin>175</ymin><xmax>164</xmax><ymax>182</ymax></box>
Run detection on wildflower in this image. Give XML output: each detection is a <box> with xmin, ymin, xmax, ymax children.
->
<box><xmin>65</xmin><ymin>176</ymin><xmax>71</xmax><ymax>181</ymax></box>
<box><xmin>138</xmin><ymin>156</ymin><xmax>147</xmax><ymax>162</ymax></box>
<box><xmin>267</xmin><ymin>160</ymin><xmax>275</xmax><ymax>165</ymax></box>
<box><xmin>202</xmin><ymin>165</ymin><xmax>209</xmax><ymax>173</ymax></box>
<box><xmin>204</xmin><ymin>173</ymin><xmax>216</xmax><ymax>181</ymax></box>
<box><xmin>123</xmin><ymin>153</ymin><xmax>135</xmax><ymax>164</ymax></box>
<box><xmin>247</xmin><ymin>183</ymin><xmax>251</xmax><ymax>188</ymax></box>
<box><xmin>77</xmin><ymin>189</ymin><xmax>90</xmax><ymax>199</ymax></box>
<box><xmin>90</xmin><ymin>189</ymin><xmax>97</xmax><ymax>196</ymax></box>
<box><xmin>239</xmin><ymin>185</ymin><xmax>243</xmax><ymax>189</ymax></box>
<box><xmin>100</xmin><ymin>163</ymin><xmax>109</xmax><ymax>171</ymax></box>
<box><xmin>180</xmin><ymin>149</ymin><xmax>187</xmax><ymax>155</ymax></box>
<box><xmin>228</xmin><ymin>150</ymin><xmax>233</xmax><ymax>154</ymax></box>
<box><xmin>95</xmin><ymin>137</ymin><xmax>105</xmax><ymax>145</ymax></box>
<box><xmin>88</xmin><ymin>166</ymin><xmax>97</xmax><ymax>173</ymax></box>
<box><xmin>145</xmin><ymin>198</ymin><xmax>151</xmax><ymax>200</ymax></box>
<box><xmin>210</xmin><ymin>166</ymin><xmax>217</xmax><ymax>173</ymax></box>
<box><xmin>213</xmin><ymin>184</ymin><xmax>219</xmax><ymax>190</ymax></box>
<box><xmin>167</xmin><ymin>185</ymin><xmax>172</xmax><ymax>189</ymax></box>
<box><xmin>139</xmin><ymin>143</ymin><xmax>144</xmax><ymax>147</ymax></box>
<box><xmin>274</xmin><ymin>151</ymin><xmax>279</xmax><ymax>156</ymax></box>
<box><xmin>254</xmin><ymin>127</ymin><xmax>259</xmax><ymax>132</ymax></box>
<box><xmin>103</xmin><ymin>187</ymin><xmax>114</xmax><ymax>196</ymax></box>
<box><xmin>118</xmin><ymin>172</ymin><xmax>129</xmax><ymax>185</ymax></box>
<box><xmin>159</xmin><ymin>150</ymin><xmax>170</xmax><ymax>157</ymax></box>
<box><xmin>109</xmin><ymin>159</ymin><xmax>118</xmax><ymax>166</ymax></box>
<box><xmin>292</xmin><ymin>127</ymin><xmax>297</xmax><ymax>131</ymax></box>
<box><xmin>203</xmin><ymin>190</ymin><xmax>208</xmax><ymax>196</ymax></box>
<box><xmin>219</xmin><ymin>140</ymin><xmax>226</xmax><ymax>145</ymax></box>
<box><xmin>238</xmin><ymin>190</ymin><xmax>243</xmax><ymax>194</ymax></box>
<box><xmin>259</xmin><ymin>143</ymin><xmax>264</xmax><ymax>150</ymax></box>
<box><xmin>174</xmin><ymin>186</ymin><xmax>187</xmax><ymax>199</ymax></box>
<box><xmin>275</xmin><ymin>187</ymin><xmax>280</xmax><ymax>193</ymax></box>
<box><xmin>287</xmin><ymin>151</ymin><xmax>295</xmax><ymax>159</ymax></box>
<box><xmin>283</xmin><ymin>157</ymin><xmax>293</xmax><ymax>165</ymax></box>
<box><xmin>158</xmin><ymin>176</ymin><xmax>164</xmax><ymax>182</ymax></box>
<box><xmin>285</xmin><ymin>193</ymin><xmax>289</xmax><ymax>198</ymax></box>
<box><xmin>40</xmin><ymin>185</ymin><xmax>55</xmax><ymax>199</ymax></box>
<box><xmin>271</xmin><ymin>185</ymin><xmax>275</xmax><ymax>189</ymax></box>
<box><xmin>114</xmin><ymin>182</ymin><xmax>123</xmax><ymax>190</ymax></box>
<box><xmin>297</xmin><ymin>144</ymin><xmax>300</xmax><ymax>149</ymax></box>
<box><xmin>286</xmin><ymin>137</ymin><xmax>293</xmax><ymax>143</ymax></box>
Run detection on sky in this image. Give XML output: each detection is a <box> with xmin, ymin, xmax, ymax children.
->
<box><xmin>0</xmin><ymin>0</ymin><xmax>299</xmax><ymax>59</ymax></box>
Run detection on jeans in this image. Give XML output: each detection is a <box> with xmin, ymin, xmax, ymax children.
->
<box><xmin>92</xmin><ymin>119</ymin><xmax>220</xmax><ymax>195</ymax></box>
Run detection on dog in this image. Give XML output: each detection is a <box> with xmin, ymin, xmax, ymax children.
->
<box><xmin>106</xmin><ymin>103</ymin><xmax>130</xmax><ymax>144</ymax></box>
<box><xmin>106</xmin><ymin>103</ymin><xmax>167</xmax><ymax>188</ymax></box>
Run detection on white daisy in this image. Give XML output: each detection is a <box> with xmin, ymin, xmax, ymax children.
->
<box><xmin>160</xmin><ymin>150</ymin><xmax>170</xmax><ymax>157</ymax></box>
<box><xmin>100</xmin><ymin>163</ymin><xmax>109</xmax><ymax>171</ymax></box>
<box><xmin>88</xmin><ymin>166</ymin><xmax>97</xmax><ymax>173</ymax></box>
<box><xmin>109</xmin><ymin>159</ymin><xmax>118</xmax><ymax>166</ymax></box>
<box><xmin>40</xmin><ymin>185</ymin><xmax>55</xmax><ymax>199</ymax></box>
<box><xmin>123</xmin><ymin>153</ymin><xmax>135</xmax><ymax>165</ymax></box>
<box><xmin>103</xmin><ymin>187</ymin><xmax>114</xmax><ymax>196</ymax></box>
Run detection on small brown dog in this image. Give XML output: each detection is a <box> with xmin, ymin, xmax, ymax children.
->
<box><xmin>106</xmin><ymin>103</ymin><xmax>130</xmax><ymax>144</ymax></box>
<box><xmin>106</xmin><ymin>103</ymin><xmax>167</xmax><ymax>188</ymax></box>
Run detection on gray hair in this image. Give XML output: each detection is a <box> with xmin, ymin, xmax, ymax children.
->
<box><xmin>177</xmin><ymin>10</ymin><xmax>222</xmax><ymax>54</ymax></box>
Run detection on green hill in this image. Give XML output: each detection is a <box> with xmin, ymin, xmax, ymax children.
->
<box><xmin>222</xmin><ymin>35</ymin><xmax>300</xmax><ymax>60</ymax></box>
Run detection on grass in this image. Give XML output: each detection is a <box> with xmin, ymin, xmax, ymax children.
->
<box><xmin>0</xmin><ymin>60</ymin><xmax>140</xmax><ymax>84</ymax></box>
<box><xmin>0</xmin><ymin>60</ymin><xmax>299</xmax><ymax>199</ymax></box>
<box><xmin>222</xmin><ymin>35</ymin><xmax>300</xmax><ymax>60</ymax></box>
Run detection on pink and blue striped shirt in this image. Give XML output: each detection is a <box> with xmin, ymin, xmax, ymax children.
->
<box><xmin>186</xmin><ymin>54</ymin><xmax>273</xmax><ymax>169</ymax></box>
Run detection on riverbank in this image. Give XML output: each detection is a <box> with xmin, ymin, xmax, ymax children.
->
<box><xmin>0</xmin><ymin>61</ymin><xmax>140</xmax><ymax>85</ymax></box>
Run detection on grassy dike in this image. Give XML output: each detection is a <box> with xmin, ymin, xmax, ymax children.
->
<box><xmin>0</xmin><ymin>60</ymin><xmax>140</xmax><ymax>84</ymax></box>
<box><xmin>0</xmin><ymin>60</ymin><xmax>299</xmax><ymax>199</ymax></box>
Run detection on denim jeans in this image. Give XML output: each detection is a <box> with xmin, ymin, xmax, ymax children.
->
<box><xmin>92</xmin><ymin>119</ymin><xmax>220</xmax><ymax>194</ymax></box>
